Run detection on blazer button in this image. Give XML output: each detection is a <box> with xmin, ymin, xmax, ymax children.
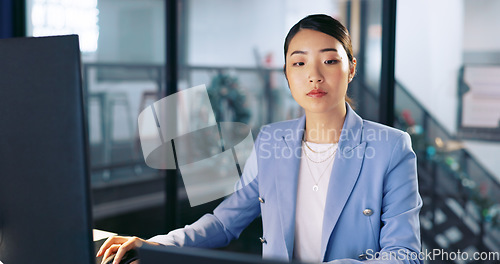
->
<box><xmin>363</xmin><ymin>208</ymin><xmax>373</xmax><ymax>216</ymax></box>
<box><xmin>258</xmin><ymin>197</ymin><xmax>265</xmax><ymax>203</ymax></box>
<box><xmin>259</xmin><ymin>237</ymin><xmax>267</xmax><ymax>244</ymax></box>
<box><xmin>358</xmin><ymin>253</ymin><xmax>368</xmax><ymax>260</ymax></box>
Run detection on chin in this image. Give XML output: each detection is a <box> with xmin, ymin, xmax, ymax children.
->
<box><xmin>304</xmin><ymin>106</ymin><xmax>335</xmax><ymax>114</ymax></box>
<box><xmin>304</xmin><ymin>101</ymin><xmax>344</xmax><ymax>114</ymax></box>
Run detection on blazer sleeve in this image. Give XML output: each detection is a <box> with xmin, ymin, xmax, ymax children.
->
<box><xmin>327</xmin><ymin>132</ymin><xmax>423</xmax><ymax>264</ymax></box>
<box><xmin>148</xmin><ymin>128</ymin><xmax>264</xmax><ymax>248</ymax></box>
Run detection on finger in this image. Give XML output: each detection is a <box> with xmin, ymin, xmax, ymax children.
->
<box><xmin>98</xmin><ymin>236</ymin><xmax>130</xmax><ymax>256</ymax></box>
<box><xmin>97</xmin><ymin>236</ymin><xmax>130</xmax><ymax>257</ymax></box>
<box><xmin>101</xmin><ymin>244</ymin><xmax>121</xmax><ymax>264</ymax></box>
<box><xmin>112</xmin><ymin>238</ymin><xmax>141</xmax><ymax>264</ymax></box>
<box><xmin>113</xmin><ymin>238</ymin><xmax>143</xmax><ymax>264</ymax></box>
<box><xmin>101</xmin><ymin>245</ymin><xmax>120</xmax><ymax>264</ymax></box>
<box><xmin>97</xmin><ymin>237</ymin><xmax>118</xmax><ymax>257</ymax></box>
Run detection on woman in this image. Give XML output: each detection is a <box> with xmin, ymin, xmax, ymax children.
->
<box><xmin>97</xmin><ymin>14</ymin><xmax>422</xmax><ymax>264</ymax></box>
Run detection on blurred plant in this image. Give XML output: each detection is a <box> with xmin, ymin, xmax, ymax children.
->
<box><xmin>208</xmin><ymin>72</ymin><xmax>251</xmax><ymax>124</ymax></box>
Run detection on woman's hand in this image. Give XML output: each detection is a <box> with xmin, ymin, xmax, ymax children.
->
<box><xmin>96</xmin><ymin>236</ymin><xmax>160</xmax><ymax>264</ymax></box>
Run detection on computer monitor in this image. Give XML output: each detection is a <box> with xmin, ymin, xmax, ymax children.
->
<box><xmin>0</xmin><ymin>35</ymin><xmax>94</xmax><ymax>264</ymax></box>
<box><xmin>138</xmin><ymin>244</ymin><xmax>303</xmax><ymax>264</ymax></box>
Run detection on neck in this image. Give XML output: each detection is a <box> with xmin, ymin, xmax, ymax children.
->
<box><xmin>304</xmin><ymin>104</ymin><xmax>347</xmax><ymax>144</ymax></box>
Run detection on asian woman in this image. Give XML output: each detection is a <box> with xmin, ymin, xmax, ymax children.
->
<box><xmin>97</xmin><ymin>14</ymin><xmax>422</xmax><ymax>264</ymax></box>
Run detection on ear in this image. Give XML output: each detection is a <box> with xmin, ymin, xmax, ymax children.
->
<box><xmin>348</xmin><ymin>57</ymin><xmax>357</xmax><ymax>82</ymax></box>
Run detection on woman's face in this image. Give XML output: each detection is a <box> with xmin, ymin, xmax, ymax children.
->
<box><xmin>285</xmin><ymin>29</ymin><xmax>355</xmax><ymax>115</ymax></box>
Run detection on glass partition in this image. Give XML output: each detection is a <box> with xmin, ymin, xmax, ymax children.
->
<box><xmin>26</xmin><ymin>0</ymin><xmax>168</xmax><ymax>238</ymax></box>
<box><xmin>346</xmin><ymin>0</ymin><xmax>383</xmax><ymax>122</ymax></box>
<box><xmin>176</xmin><ymin>0</ymin><xmax>351</xmax><ymax>253</ymax></box>
<box><xmin>23</xmin><ymin>0</ymin><xmax>403</xmax><ymax>255</ymax></box>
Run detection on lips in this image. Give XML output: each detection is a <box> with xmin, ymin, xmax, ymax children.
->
<box><xmin>307</xmin><ymin>88</ymin><xmax>327</xmax><ymax>98</ymax></box>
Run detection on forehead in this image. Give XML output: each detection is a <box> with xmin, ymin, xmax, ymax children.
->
<box><xmin>287</xmin><ymin>29</ymin><xmax>346</xmax><ymax>55</ymax></box>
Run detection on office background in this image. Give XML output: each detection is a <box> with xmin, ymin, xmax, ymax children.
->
<box><xmin>1</xmin><ymin>0</ymin><xmax>499</xmax><ymax>263</ymax></box>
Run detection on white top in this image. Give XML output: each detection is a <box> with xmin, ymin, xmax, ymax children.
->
<box><xmin>294</xmin><ymin>141</ymin><xmax>338</xmax><ymax>263</ymax></box>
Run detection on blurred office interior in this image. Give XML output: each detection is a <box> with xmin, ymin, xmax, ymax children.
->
<box><xmin>1</xmin><ymin>0</ymin><xmax>499</xmax><ymax>263</ymax></box>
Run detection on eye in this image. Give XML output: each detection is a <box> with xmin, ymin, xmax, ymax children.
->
<box><xmin>325</xmin><ymin>60</ymin><xmax>339</xmax><ymax>65</ymax></box>
<box><xmin>292</xmin><ymin>62</ymin><xmax>305</xmax><ymax>66</ymax></box>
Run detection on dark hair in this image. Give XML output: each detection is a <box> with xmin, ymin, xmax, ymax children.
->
<box><xmin>283</xmin><ymin>14</ymin><xmax>356</xmax><ymax>106</ymax></box>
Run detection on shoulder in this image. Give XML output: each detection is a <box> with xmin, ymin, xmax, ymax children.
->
<box><xmin>256</xmin><ymin>117</ymin><xmax>304</xmax><ymax>142</ymax></box>
<box><xmin>360</xmin><ymin>120</ymin><xmax>417</xmax><ymax>184</ymax></box>
<box><xmin>261</xmin><ymin>118</ymin><xmax>302</xmax><ymax>131</ymax></box>
<box><xmin>360</xmin><ymin>119</ymin><xmax>414</xmax><ymax>160</ymax></box>
<box><xmin>362</xmin><ymin>119</ymin><xmax>406</xmax><ymax>139</ymax></box>
<box><xmin>361</xmin><ymin>119</ymin><xmax>411</xmax><ymax>146</ymax></box>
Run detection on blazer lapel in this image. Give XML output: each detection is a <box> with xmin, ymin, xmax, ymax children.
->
<box><xmin>272</xmin><ymin>104</ymin><xmax>365</xmax><ymax>261</ymax></box>
<box><xmin>274</xmin><ymin>115</ymin><xmax>305</xmax><ymax>260</ymax></box>
<box><xmin>320</xmin><ymin>104</ymin><xmax>366</xmax><ymax>260</ymax></box>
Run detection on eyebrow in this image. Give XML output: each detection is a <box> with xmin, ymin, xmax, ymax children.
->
<box><xmin>290</xmin><ymin>48</ymin><xmax>338</xmax><ymax>56</ymax></box>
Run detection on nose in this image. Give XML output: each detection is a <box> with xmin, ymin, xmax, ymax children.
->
<box><xmin>308</xmin><ymin>64</ymin><xmax>323</xmax><ymax>83</ymax></box>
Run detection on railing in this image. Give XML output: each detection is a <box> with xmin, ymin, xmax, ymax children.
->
<box><xmin>392</xmin><ymin>80</ymin><xmax>500</xmax><ymax>259</ymax></box>
<box><xmin>81</xmin><ymin>63</ymin><xmax>298</xmax><ymax>186</ymax></box>
<box><xmin>82</xmin><ymin>63</ymin><xmax>165</xmax><ymax>186</ymax></box>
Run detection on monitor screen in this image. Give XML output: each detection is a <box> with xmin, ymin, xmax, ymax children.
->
<box><xmin>0</xmin><ymin>35</ymin><xmax>94</xmax><ymax>264</ymax></box>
